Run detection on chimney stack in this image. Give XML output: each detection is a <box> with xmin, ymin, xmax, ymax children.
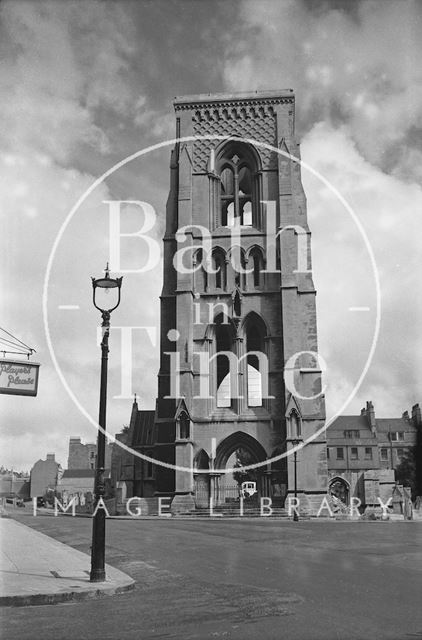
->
<box><xmin>366</xmin><ymin>401</ymin><xmax>376</xmax><ymax>433</ymax></box>
<box><xmin>412</xmin><ymin>404</ymin><xmax>421</xmax><ymax>428</ymax></box>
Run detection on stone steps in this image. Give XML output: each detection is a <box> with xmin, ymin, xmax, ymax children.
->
<box><xmin>187</xmin><ymin>506</ymin><xmax>290</xmax><ymax>518</ymax></box>
<box><xmin>117</xmin><ymin>497</ymin><xmax>292</xmax><ymax>518</ymax></box>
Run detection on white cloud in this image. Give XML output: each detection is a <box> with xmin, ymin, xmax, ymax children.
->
<box><xmin>224</xmin><ymin>0</ymin><xmax>422</xmax><ymax>176</ymax></box>
<box><xmin>302</xmin><ymin>123</ymin><xmax>422</xmax><ymax>417</ymax></box>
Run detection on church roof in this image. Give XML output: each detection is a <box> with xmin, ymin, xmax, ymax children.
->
<box><xmin>132</xmin><ymin>410</ymin><xmax>155</xmax><ymax>447</ymax></box>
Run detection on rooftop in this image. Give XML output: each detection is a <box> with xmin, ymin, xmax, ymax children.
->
<box><xmin>174</xmin><ymin>90</ymin><xmax>294</xmax><ymax>108</ymax></box>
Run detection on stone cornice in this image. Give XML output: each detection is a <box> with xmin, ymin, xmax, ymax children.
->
<box><xmin>174</xmin><ymin>90</ymin><xmax>295</xmax><ymax>111</ymax></box>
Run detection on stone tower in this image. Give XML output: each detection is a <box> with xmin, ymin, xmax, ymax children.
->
<box><xmin>149</xmin><ymin>90</ymin><xmax>328</xmax><ymax>513</ymax></box>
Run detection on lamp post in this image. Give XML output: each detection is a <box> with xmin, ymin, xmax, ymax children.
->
<box><xmin>90</xmin><ymin>264</ymin><xmax>122</xmax><ymax>582</ymax></box>
<box><xmin>291</xmin><ymin>438</ymin><xmax>302</xmax><ymax>522</ymax></box>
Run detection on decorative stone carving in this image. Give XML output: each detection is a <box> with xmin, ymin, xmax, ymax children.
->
<box><xmin>186</xmin><ymin>100</ymin><xmax>282</xmax><ymax>172</ymax></box>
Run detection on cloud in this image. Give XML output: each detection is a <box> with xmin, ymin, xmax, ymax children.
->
<box><xmin>0</xmin><ymin>1</ymin><xmax>158</xmax><ymax>470</ymax></box>
<box><xmin>0</xmin><ymin>0</ymin><xmax>148</xmax><ymax>162</ymax></box>
<box><xmin>301</xmin><ymin>122</ymin><xmax>422</xmax><ymax>418</ymax></box>
<box><xmin>224</xmin><ymin>0</ymin><xmax>422</xmax><ymax>178</ymax></box>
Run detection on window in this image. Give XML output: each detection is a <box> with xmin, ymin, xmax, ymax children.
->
<box><xmin>380</xmin><ymin>448</ymin><xmax>388</xmax><ymax>461</ymax></box>
<box><xmin>397</xmin><ymin>448</ymin><xmax>404</xmax><ymax>460</ymax></box>
<box><xmin>290</xmin><ymin>411</ymin><xmax>302</xmax><ymax>438</ymax></box>
<box><xmin>365</xmin><ymin>447</ymin><xmax>373</xmax><ymax>460</ymax></box>
<box><xmin>245</xmin><ymin>314</ymin><xmax>267</xmax><ymax>408</ymax></box>
<box><xmin>179</xmin><ymin>413</ymin><xmax>190</xmax><ymax>440</ymax></box>
<box><xmin>336</xmin><ymin>448</ymin><xmax>344</xmax><ymax>460</ymax></box>
<box><xmin>390</xmin><ymin>431</ymin><xmax>404</xmax><ymax>441</ymax></box>
<box><xmin>214</xmin><ymin>142</ymin><xmax>261</xmax><ymax>230</ymax></box>
<box><xmin>344</xmin><ymin>430</ymin><xmax>360</xmax><ymax>438</ymax></box>
<box><xmin>220</xmin><ymin>160</ymin><xmax>253</xmax><ymax>227</ymax></box>
<box><xmin>248</xmin><ymin>248</ymin><xmax>264</xmax><ymax>290</ymax></box>
<box><xmin>215</xmin><ymin>315</ymin><xmax>235</xmax><ymax>408</ymax></box>
<box><xmin>89</xmin><ymin>451</ymin><xmax>95</xmax><ymax>459</ymax></box>
<box><xmin>327</xmin><ymin>448</ymin><xmax>330</xmax><ymax>459</ymax></box>
<box><xmin>211</xmin><ymin>250</ymin><xmax>226</xmax><ymax>290</ymax></box>
<box><xmin>351</xmin><ymin>447</ymin><xmax>358</xmax><ymax>460</ymax></box>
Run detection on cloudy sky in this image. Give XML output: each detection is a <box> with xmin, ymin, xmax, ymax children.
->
<box><xmin>1</xmin><ymin>0</ymin><xmax>421</xmax><ymax>472</ymax></box>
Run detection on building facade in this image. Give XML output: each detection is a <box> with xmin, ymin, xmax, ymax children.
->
<box><xmin>68</xmin><ymin>436</ymin><xmax>112</xmax><ymax>470</ymax></box>
<box><xmin>30</xmin><ymin>453</ymin><xmax>61</xmax><ymax>498</ymax></box>
<box><xmin>327</xmin><ymin>401</ymin><xmax>421</xmax><ymax>506</ymax></box>
<box><xmin>133</xmin><ymin>91</ymin><xmax>328</xmax><ymax>513</ymax></box>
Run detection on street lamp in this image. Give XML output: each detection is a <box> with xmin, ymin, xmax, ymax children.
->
<box><xmin>291</xmin><ymin>438</ymin><xmax>302</xmax><ymax>522</ymax></box>
<box><xmin>90</xmin><ymin>264</ymin><xmax>122</xmax><ymax>582</ymax></box>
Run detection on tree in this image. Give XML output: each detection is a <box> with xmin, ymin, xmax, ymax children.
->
<box><xmin>232</xmin><ymin>448</ymin><xmax>256</xmax><ymax>486</ymax></box>
<box><xmin>395</xmin><ymin>447</ymin><xmax>417</xmax><ymax>500</ymax></box>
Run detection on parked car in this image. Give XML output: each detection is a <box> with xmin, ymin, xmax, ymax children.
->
<box><xmin>241</xmin><ymin>481</ymin><xmax>257</xmax><ymax>498</ymax></box>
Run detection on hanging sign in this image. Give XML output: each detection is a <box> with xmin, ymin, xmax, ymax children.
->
<box><xmin>0</xmin><ymin>359</ymin><xmax>40</xmax><ymax>396</ymax></box>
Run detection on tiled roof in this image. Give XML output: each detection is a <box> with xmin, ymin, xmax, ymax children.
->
<box><xmin>375</xmin><ymin>418</ymin><xmax>415</xmax><ymax>432</ymax></box>
<box><xmin>328</xmin><ymin>415</ymin><xmax>371</xmax><ymax>432</ymax></box>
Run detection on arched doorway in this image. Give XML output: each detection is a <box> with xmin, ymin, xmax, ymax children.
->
<box><xmin>214</xmin><ymin>432</ymin><xmax>268</xmax><ymax>505</ymax></box>
<box><xmin>329</xmin><ymin>477</ymin><xmax>350</xmax><ymax>506</ymax></box>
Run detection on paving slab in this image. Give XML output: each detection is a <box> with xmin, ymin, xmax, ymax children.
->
<box><xmin>0</xmin><ymin>518</ymin><xmax>135</xmax><ymax>606</ymax></box>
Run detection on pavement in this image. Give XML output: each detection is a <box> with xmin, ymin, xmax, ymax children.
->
<box><xmin>0</xmin><ymin>516</ymin><xmax>135</xmax><ymax>606</ymax></box>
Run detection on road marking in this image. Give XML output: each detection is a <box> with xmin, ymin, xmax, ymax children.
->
<box><xmin>58</xmin><ymin>305</ymin><xmax>80</xmax><ymax>310</ymax></box>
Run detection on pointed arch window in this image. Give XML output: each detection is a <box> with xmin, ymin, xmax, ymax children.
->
<box><xmin>290</xmin><ymin>411</ymin><xmax>302</xmax><ymax>439</ymax></box>
<box><xmin>215</xmin><ymin>315</ymin><xmax>235</xmax><ymax>408</ymax></box>
<box><xmin>245</xmin><ymin>315</ymin><xmax>267</xmax><ymax>408</ymax></box>
<box><xmin>249</xmin><ymin>248</ymin><xmax>264</xmax><ymax>289</ymax></box>
<box><xmin>178</xmin><ymin>412</ymin><xmax>190</xmax><ymax>440</ymax></box>
<box><xmin>220</xmin><ymin>160</ymin><xmax>253</xmax><ymax>227</ymax></box>
<box><xmin>213</xmin><ymin>142</ymin><xmax>261</xmax><ymax>230</ymax></box>
<box><xmin>211</xmin><ymin>250</ymin><xmax>226</xmax><ymax>290</ymax></box>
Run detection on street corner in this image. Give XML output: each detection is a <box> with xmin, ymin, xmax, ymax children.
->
<box><xmin>0</xmin><ymin>518</ymin><xmax>135</xmax><ymax>607</ymax></box>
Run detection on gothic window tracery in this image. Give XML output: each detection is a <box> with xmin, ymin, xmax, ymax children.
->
<box><xmin>212</xmin><ymin>142</ymin><xmax>262</xmax><ymax>230</ymax></box>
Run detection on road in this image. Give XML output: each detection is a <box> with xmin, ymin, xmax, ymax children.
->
<box><xmin>2</xmin><ymin>512</ymin><xmax>422</xmax><ymax>640</ymax></box>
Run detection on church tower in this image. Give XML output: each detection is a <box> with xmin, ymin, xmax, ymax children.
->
<box><xmin>149</xmin><ymin>91</ymin><xmax>328</xmax><ymax>514</ymax></box>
